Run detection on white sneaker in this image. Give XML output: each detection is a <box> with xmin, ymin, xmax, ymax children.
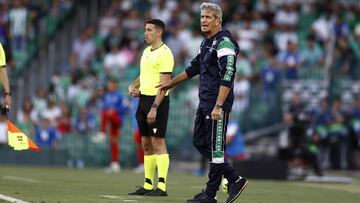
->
<box><xmin>133</xmin><ymin>164</ymin><xmax>144</xmax><ymax>174</ymax></box>
<box><xmin>104</xmin><ymin>162</ymin><xmax>121</xmax><ymax>173</ymax></box>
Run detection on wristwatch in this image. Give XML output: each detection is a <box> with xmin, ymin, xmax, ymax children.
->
<box><xmin>151</xmin><ymin>103</ymin><xmax>158</xmax><ymax>108</ymax></box>
<box><xmin>215</xmin><ymin>104</ymin><xmax>223</xmax><ymax>109</ymax></box>
<box><xmin>4</xmin><ymin>92</ymin><xmax>11</xmax><ymax>97</ymax></box>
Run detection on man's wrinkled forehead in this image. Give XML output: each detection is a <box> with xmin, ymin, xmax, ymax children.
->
<box><xmin>201</xmin><ymin>9</ymin><xmax>216</xmax><ymax>18</ymax></box>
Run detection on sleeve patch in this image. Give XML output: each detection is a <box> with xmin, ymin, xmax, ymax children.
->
<box><xmin>217</xmin><ymin>38</ymin><xmax>235</xmax><ymax>58</ymax></box>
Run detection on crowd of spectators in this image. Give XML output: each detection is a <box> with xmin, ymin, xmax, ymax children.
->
<box><xmin>0</xmin><ymin>0</ymin><xmax>74</xmax><ymax>72</ymax></box>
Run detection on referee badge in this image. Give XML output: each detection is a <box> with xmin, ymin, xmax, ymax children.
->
<box><xmin>152</xmin><ymin>128</ymin><xmax>158</xmax><ymax>134</ymax></box>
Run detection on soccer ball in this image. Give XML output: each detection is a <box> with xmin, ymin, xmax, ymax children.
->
<box><xmin>222</xmin><ymin>178</ymin><xmax>229</xmax><ymax>194</ymax></box>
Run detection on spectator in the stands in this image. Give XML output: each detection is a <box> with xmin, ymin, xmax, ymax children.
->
<box><xmin>278</xmin><ymin>40</ymin><xmax>303</xmax><ymax>80</ymax></box>
<box><xmin>72</xmin><ymin>27</ymin><xmax>96</xmax><ymax>66</ymax></box>
<box><xmin>104</xmin><ymin>42</ymin><xmax>128</xmax><ymax>76</ymax></box>
<box><xmin>122</xmin><ymin>9</ymin><xmax>143</xmax><ymax>35</ymax></box>
<box><xmin>35</xmin><ymin>116</ymin><xmax>61</xmax><ymax>148</ymax></box>
<box><xmin>150</xmin><ymin>0</ymin><xmax>176</xmax><ymax>24</ymax></box>
<box><xmin>301</xmin><ymin>34</ymin><xmax>324</xmax><ymax>69</ymax></box>
<box><xmin>236</xmin><ymin>17</ymin><xmax>259</xmax><ymax>53</ymax></box>
<box><xmin>333</xmin><ymin>15</ymin><xmax>350</xmax><ymax>40</ymax></box>
<box><xmin>32</xmin><ymin>87</ymin><xmax>48</xmax><ymax>122</ymax></box>
<box><xmin>233</xmin><ymin>52</ymin><xmax>251</xmax><ymax>114</ymax></box>
<box><xmin>311</xmin><ymin>12</ymin><xmax>335</xmax><ymax>43</ymax></box>
<box><xmin>9</xmin><ymin>0</ymin><xmax>28</xmax><ymax>51</ymax></box>
<box><xmin>251</xmin><ymin>11</ymin><xmax>268</xmax><ymax>37</ymax></box>
<box><xmin>16</xmin><ymin>97</ymin><xmax>36</xmax><ymax>138</ymax></box>
<box><xmin>260</xmin><ymin>50</ymin><xmax>281</xmax><ymax>105</ymax></box>
<box><xmin>333</xmin><ymin>36</ymin><xmax>355</xmax><ymax>79</ymax></box>
<box><xmin>73</xmin><ymin>79</ymin><xmax>92</xmax><ymax>114</ymax></box>
<box><xmin>98</xmin><ymin>7</ymin><xmax>118</xmax><ymax>38</ymax></box>
<box><xmin>274</xmin><ymin>25</ymin><xmax>298</xmax><ymax>52</ymax></box>
<box><xmin>41</xmin><ymin>98</ymin><xmax>61</xmax><ymax>127</ymax></box>
<box><xmin>273</xmin><ymin>3</ymin><xmax>298</xmax><ymax>30</ymax></box>
<box><xmin>255</xmin><ymin>0</ymin><xmax>275</xmax><ymax>26</ymax></box>
<box><xmin>74</xmin><ymin>106</ymin><xmax>96</xmax><ymax>134</ymax></box>
<box><xmin>57</xmin><ymin>102</ymin><xmax>72</xmax><ymax>135</ymax></box>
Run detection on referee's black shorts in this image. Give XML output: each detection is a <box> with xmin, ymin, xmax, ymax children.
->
<box><xmin>135</xmin><ymin>95</ymin><xmax>169</xmax><ymax>138</ymax></box>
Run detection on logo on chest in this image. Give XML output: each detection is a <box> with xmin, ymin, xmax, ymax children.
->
<box><xmin>202</xmin><ymin>39</ymin><xmax>218</xmax><ymax>62</ymax></box>
<box><xmin>207</xmin><ymin>39</ymin><xmax>217</xmax><ymax>53</ymax></box>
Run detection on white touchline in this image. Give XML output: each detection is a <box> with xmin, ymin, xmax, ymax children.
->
<box><xmin>101</xmin><ymin>195</ymin><xmax>144</xmax><ymax>199</ymax></box>
<box><xmin>2</xmin><ymin>176</ymin><xmax>38</xmax><ymax>183</ymax></box>
<box><xmin>0</xmin><ymin>194</ymin><xmax>29</xmax><ymax>203</ymax></box>
<box><xmin>101</xmin><ymin>195</ymin><xmax>123</xmax><ymax>199</ymax></box>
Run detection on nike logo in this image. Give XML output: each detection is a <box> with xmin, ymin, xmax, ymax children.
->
<box><xmin>153</xmin><ymin>128</ymin><xmax>157</xmax><ymax>133</ymax></box>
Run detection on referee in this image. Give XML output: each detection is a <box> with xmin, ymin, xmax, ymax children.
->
<box><xmin>0</xmin><ymin>42</ymin><xmax>11</xmax><ymax>110</ymax></box>
<box><xmin>128</xmin><ymin>19</ymin><xmax>173</xmax><ymax>197</ymax></box>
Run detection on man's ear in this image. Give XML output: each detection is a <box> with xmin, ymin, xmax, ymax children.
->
<box><xmin>216</xmin><ymin>18</ymin><xmax>221</xmax><ymax>26</ymax></box>
<box><xmin>158</xmin><ymin>30</ymin><xmax>162</xmax><ymax>37</ymax></box>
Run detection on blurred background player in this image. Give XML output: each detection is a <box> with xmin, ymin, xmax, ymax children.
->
<box><xmin>280</xmin><ymin>94</ymin><xmax>323</xmax><ymax>177</ymax></box>
<box><xmin>226</xmin><ymin>117</ymin><xmax>246</xmax><ymax>162</ymax></box>
<box><xmin>102</xmin><ymin>79</ymin><xmax>128</xmax><ymax>172</ymax></box>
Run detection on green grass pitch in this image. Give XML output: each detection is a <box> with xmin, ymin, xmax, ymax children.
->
<box><xmin>0</xmin><ymin>165</ymin><xmax>360</xmax><ymax>203</ymax></box>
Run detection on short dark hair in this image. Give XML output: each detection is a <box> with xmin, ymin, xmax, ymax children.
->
<box><xmin>146</xmin><ymin>19</ymin><xmax>165</xmax><ymax>34</ymax></box>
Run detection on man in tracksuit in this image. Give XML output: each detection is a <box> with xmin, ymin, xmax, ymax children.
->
<box><xmin>157</xmin><ymin>2</ymin><xmax>248</xmax><ymax>203</ymax></box>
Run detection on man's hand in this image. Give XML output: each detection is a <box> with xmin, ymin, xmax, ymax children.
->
<box><xmin>128</xmin><ymin>85</ymin><xmax>140</xmax><ymax>97</ymax></box>
<box><xmin>156</xmin><ymin>81</ymin><xmax>173</xmax><ymax>94</ymax></box>
<box><xmin>0</xmin><ymin>104</ymin><xmax>9</xmax><ymax>116</ymax></box>
<box><xmin>147</xmin><ymin>108</ymin><xmax>157</xmax><ymax>124</ymax></box>
<box><xmin>4</xmin><ymin>94</ymin><xmax>11</xmax><ymax>110</ymax></box>
<box><xmin>211</xmin><ymin>107</ymin><xmax>222</xmax><ymax>120</ymax></box>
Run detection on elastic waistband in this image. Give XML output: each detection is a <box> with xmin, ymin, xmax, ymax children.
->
<box><xmin>140</xmin><ymin>94</ymin><xmax>169</xmax><ymax>98</ymax></box>
<box><xmin>140</xmin><ymin>94</ymin><xmax>156</xmax><ymax>98</ymax></box>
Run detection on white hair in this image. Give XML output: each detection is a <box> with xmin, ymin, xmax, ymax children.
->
<box><xmin>200</xmin><ymin>2</ymin><xmax>223</xmax><ymax>23</ymax></box>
